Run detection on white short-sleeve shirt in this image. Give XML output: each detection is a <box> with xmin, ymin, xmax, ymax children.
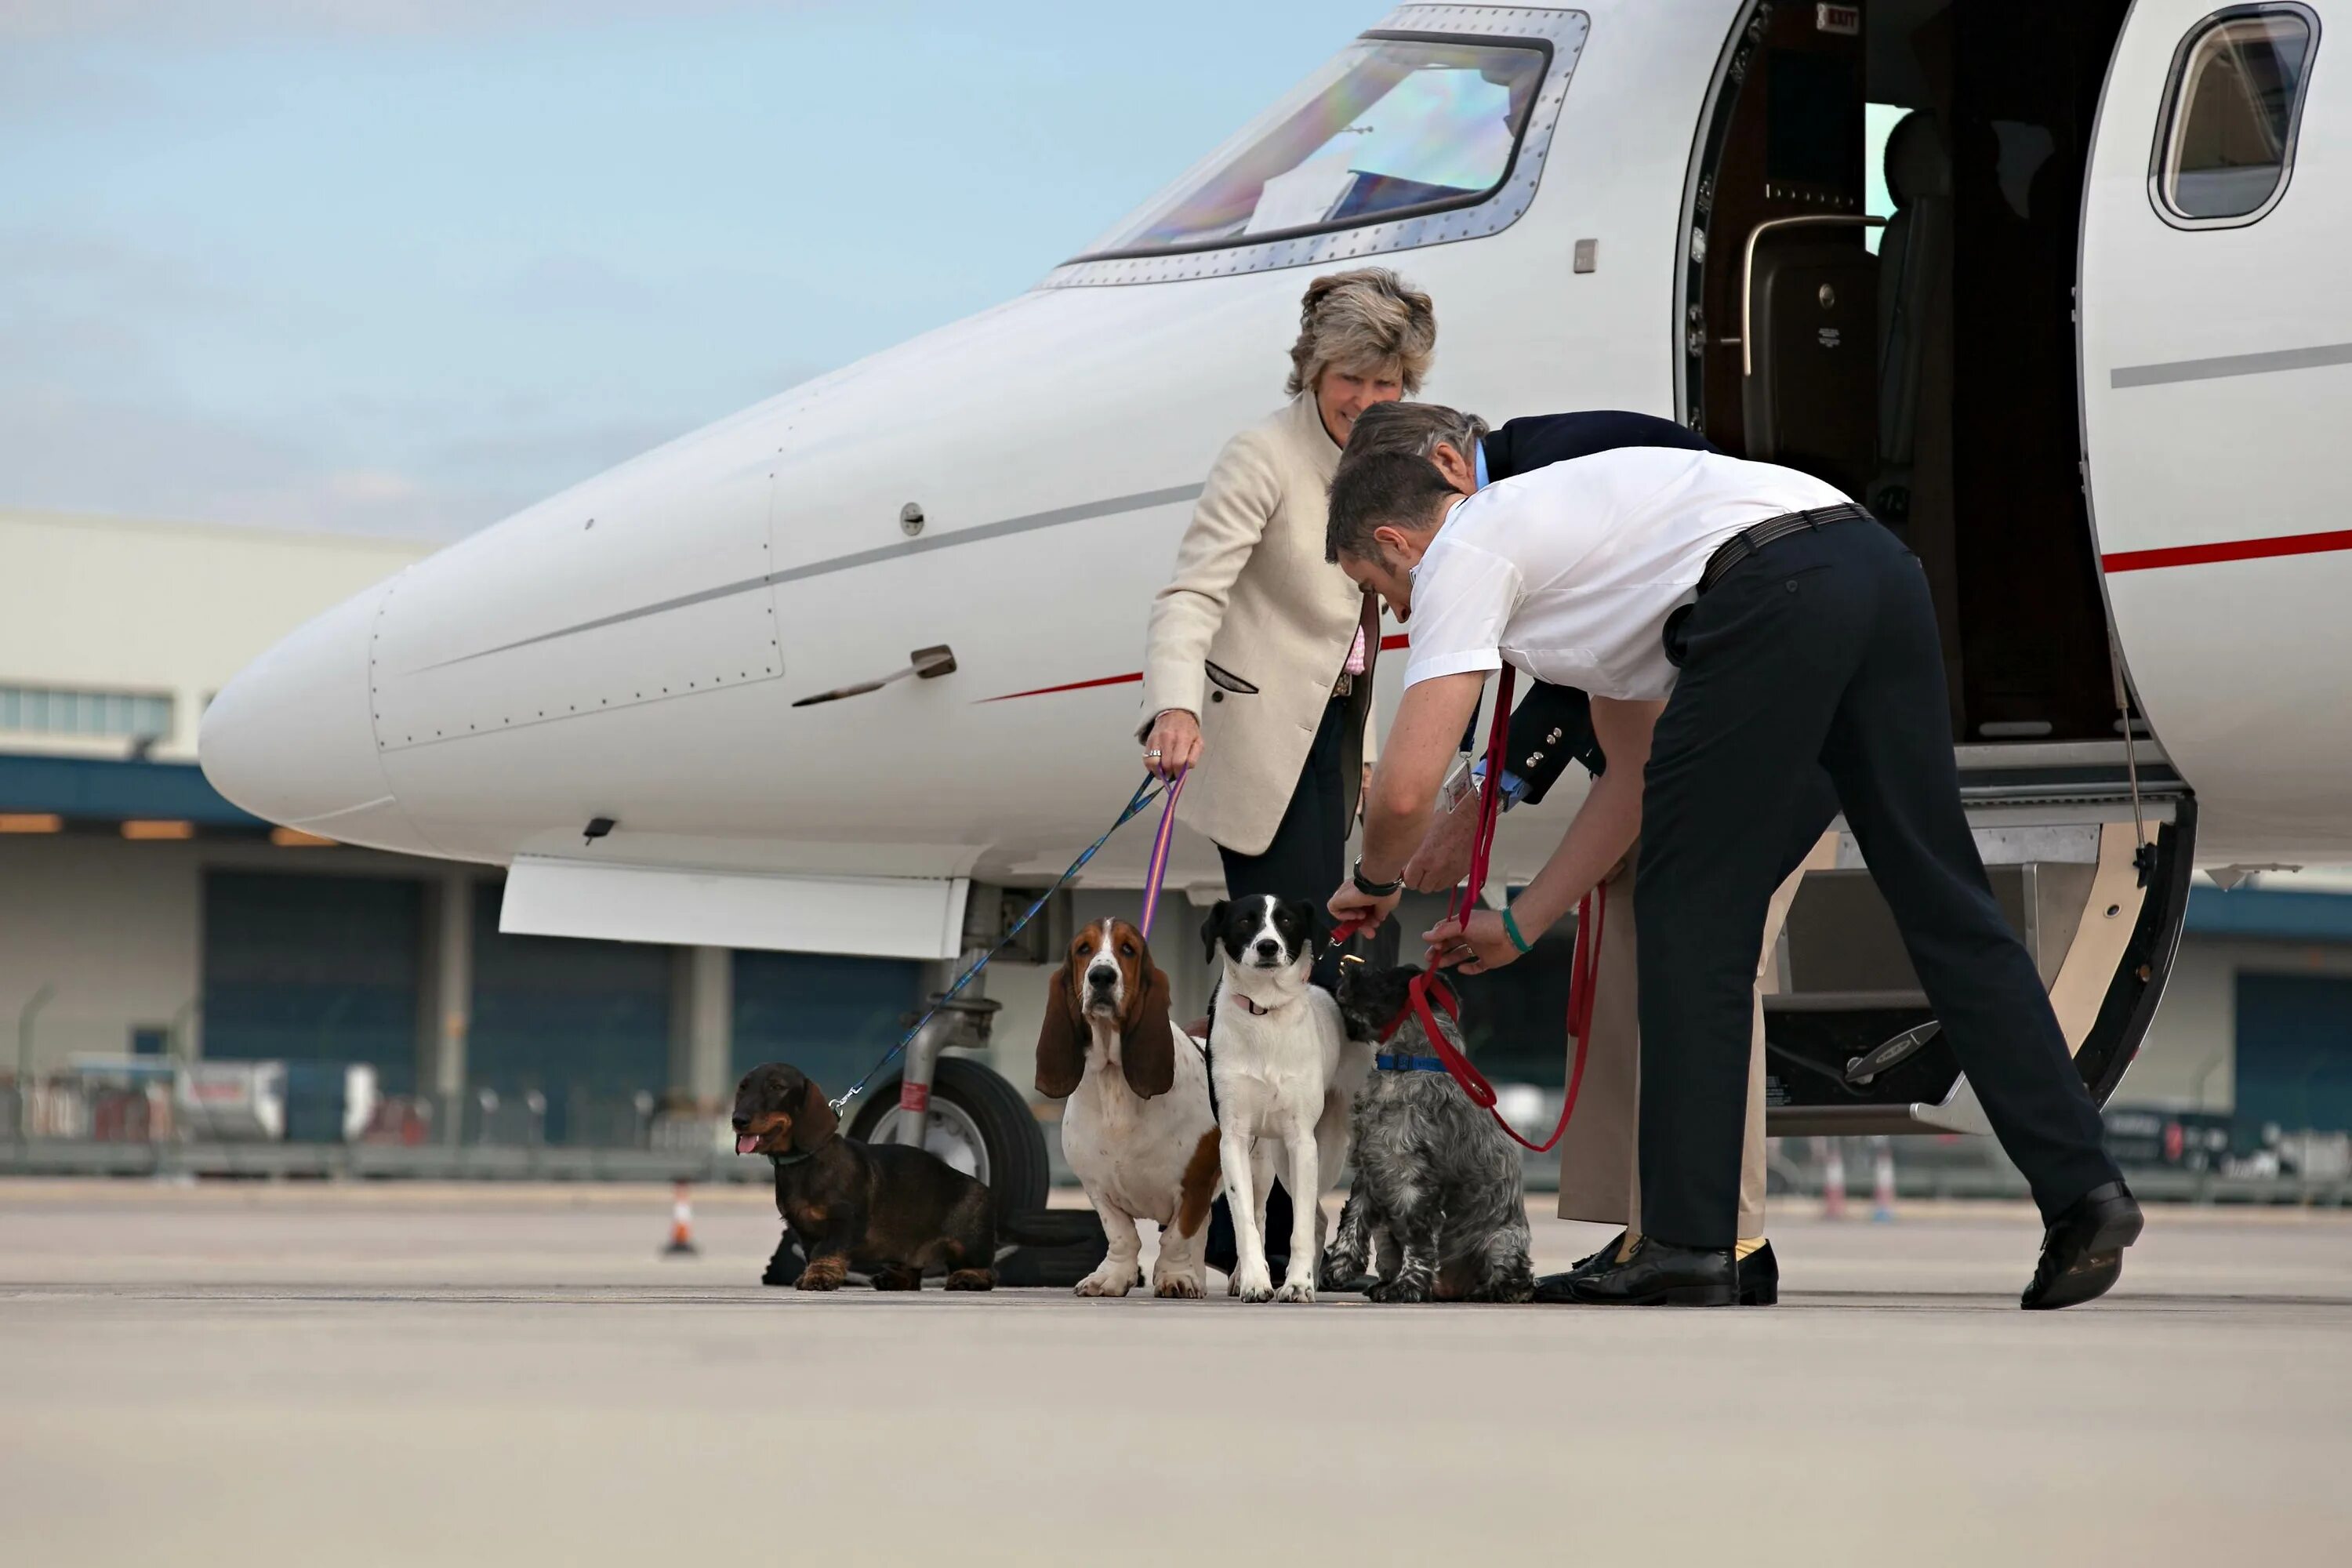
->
<box><xmin>1401</xmin><ymin>447</ymin><xmax>1855</xmax><ymax>701</ymax></box>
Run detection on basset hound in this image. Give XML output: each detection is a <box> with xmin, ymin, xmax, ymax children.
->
<box><xmin>1034</xmin><ymin>917</ymin><xmax>1221</xmax><ymax>1298</ymax></box>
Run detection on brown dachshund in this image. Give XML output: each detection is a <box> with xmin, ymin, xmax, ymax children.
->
<box><xmin>731</xmin><ymin>1062</ymin><xmax>996</xmax><ymax>1291</ymax></box>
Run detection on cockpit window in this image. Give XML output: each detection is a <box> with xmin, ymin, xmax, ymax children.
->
<box><xmin>1076</xmin><ymin>36</ymin><xmax>1551</xmax><ymax>261</ymax></box>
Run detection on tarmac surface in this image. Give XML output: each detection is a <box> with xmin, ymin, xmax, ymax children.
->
<box><xmin>3</xmin><ymin>1180</ymin><xmax>2348</xmax><ymax>1566</ymax></box>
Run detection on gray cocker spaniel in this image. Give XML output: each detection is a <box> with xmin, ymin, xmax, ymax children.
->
<box><xmin>1319</xmin><ymin>964</ymin><xmax>1536</xmax><ymax>1303</ymax></box>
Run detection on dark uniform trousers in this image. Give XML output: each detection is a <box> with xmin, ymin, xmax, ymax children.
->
<box><xmin>1635</xmin><ymin>517</ymin><xmax>2122</xmax><ymax>1248</ymax></box>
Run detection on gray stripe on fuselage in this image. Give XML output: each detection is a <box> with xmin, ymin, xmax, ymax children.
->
<box><xmin>2111</xmin><ymin>340</ymin><xmax>2352</xmax><ymax>389</ymax></box>
<box><xmin>426</xmin><ymin>482</ymin><xmax>1205</xmax><ymax>668</ymax></box>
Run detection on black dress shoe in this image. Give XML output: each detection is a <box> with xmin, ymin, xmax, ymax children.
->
<box><xmin>1532</xmin><ymin>1229</ymin><xmax>1628</xmax><ymax>1303</ymax></box>
<box><xmin>1737</xmin><ymin>1240</ymin><xmax>1779</xmax><ymax>1307</ymax></box>
<box><xmin>2022</xmin><ymin>1181</ymin><xmax>2143</xmax><ymax>1311</ymax></box>
<box><xmin>1570</xmin><ymin>1237</ymin><xmax>1739</xmax><ymax>1307</ymax></box>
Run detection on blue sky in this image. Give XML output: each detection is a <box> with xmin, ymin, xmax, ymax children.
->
<box><xmin>2</xmin><ymin>1</ymin><xmax>1381</xmax><ymax>538</ymax></box>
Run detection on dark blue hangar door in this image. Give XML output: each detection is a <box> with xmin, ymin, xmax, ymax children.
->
<box><xmin>201</xmin><ymin>870</ymin><xmax>422</xmax><ymax>1092</ymax></box>
<box><xmin>2234</xmin><ymin>974</ymin><xmax>2352</xmax><ymax>1142</ymax></box>
<box><xmin>468</xmin><ymin>882</ymin><xmax>671</xmax><ymax>1143</ymax></box>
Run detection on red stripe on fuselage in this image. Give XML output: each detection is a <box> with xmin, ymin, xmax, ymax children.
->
<box><xmin>993</xmin><ymin>536</ymin><xmax>2352</xmax><ymax>702</ymax></box>
<box><xmin>978</xmin><ymin>670</ymin><xmax>1143</xmax><ymax>703</ymax></box>
<box><xmin>2103</xmin><ymin>527</ymin><xmax>2352</xmax><ymax>573</ymax></box>
<box><xmin>982</xmin><ymin>633</ymin><xmax>1412</xmax><ymax>705</ymax></box>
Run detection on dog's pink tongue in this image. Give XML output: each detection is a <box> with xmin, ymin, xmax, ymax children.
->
<box><xmin>735</xmin><ymin>1134</ymin><xmax>760</xmax><ymax>1155</ymax></box>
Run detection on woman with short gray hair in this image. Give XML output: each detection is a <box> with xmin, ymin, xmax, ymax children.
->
<box><xmin>1138</xmin><ymin>267</ymin><xmax>1436</xmax><ymax>976</ymax></box>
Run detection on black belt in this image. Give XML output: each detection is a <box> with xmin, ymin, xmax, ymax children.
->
<box><xmin>1697</xmin><ymin>503</ymin><xmax>1872</xmax><ymax>595</ymax></box>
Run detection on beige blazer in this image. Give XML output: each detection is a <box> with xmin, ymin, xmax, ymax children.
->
<box><xmin>1140</xmin><ymin>392</ymin><xmax>1377</xmax><ymax>858</ymax></box>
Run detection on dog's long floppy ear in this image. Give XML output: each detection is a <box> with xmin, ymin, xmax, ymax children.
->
<box><xmin>1200</xmin><ymin>902</ymin><xmax>1229</xmax><ymax>967</ymax></box>
<box><xmin>1033</xmin><ymin>951</ymin><xmax>1084</xmax><ymax>1099</ymax></box>
<box><xmin>1120</xmin><ymin>960</ymin><xmax>1177</xmax><ymax>1100</ymax></box>
<box><xmin>792</xmin><ymin>1076</ymin><xmax>840</xmax><ymax>1152</ymax></box>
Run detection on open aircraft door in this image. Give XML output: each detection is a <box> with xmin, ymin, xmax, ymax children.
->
<box><xmin>2080</xmin><ymin>2</ymin><xmax>2347</xmax><ymax>860</ymax></box>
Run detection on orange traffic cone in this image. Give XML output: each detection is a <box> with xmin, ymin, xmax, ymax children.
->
<box><xmin>1818</xmin><ymin>1136</ymin><xmax>1848</xmax><ymax>1221</ymax></box>
<box><xmin>662</xmin><ymin>1181</ymin><xmax>699</xmax><ymax>1257</ymax></box>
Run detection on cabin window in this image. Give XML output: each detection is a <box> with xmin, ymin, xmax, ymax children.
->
<box><xmin>1076</xmin><ymin>36</ymin><xmax>1552</xmax><ymax>260</ymax></box>
<box><xmin>2154</xmin><ymin>6</ymin><xmax>2319</xmax><ymax>226</ymax></box>
<box><xmin>0</xmin><ymin>684</ymin><xmax>172</xmax><ymax>740</ymax></box>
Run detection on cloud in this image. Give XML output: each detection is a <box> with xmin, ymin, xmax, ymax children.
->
<box><xmin>496</xmin><ymin>253</ymin><xmax>656</xmax><ymax>314</ymax></box>
<box><xmin>0</xmin><ymin>376</ymin><xmax>814</xmax><ymax>541</ymax></box>
<box><xmin>0</xmin><ymin>51</ymin><xmax>169</xmax><ymax>127</ymax></box>
<box><xmin>0</xmin><ymin>227</ymin><xmax>257</xmax><ymax>403</ymax></box>
<box><xmin>0</xmin><ymin>384</ymin><xmax>487</xmax><ymax>536</ymax></box>
<box><xmin>0</xmin><ymin>1</ymin><xmax>802</xmax><ymax>42</ymax></box>
<box><xmin>321</xmin><ymin>466</ymin><xmax>426</xmax><ymax>506</ymax></box>
<box><xmin>0</xmin><ymin>216</ymin><xmax>830</xmax><ymax>542</ymax></box>
<box><xmin>0</xmin><ymin>227</ymin><xmax>241</xmax><ymax>315</ymax></box>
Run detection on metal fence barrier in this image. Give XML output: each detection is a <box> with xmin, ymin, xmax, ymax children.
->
<box><xmin>5</xmin><ymin>1062</ymin><xmax>2347</xmax><ymax>1202</ymax></box>
<box><xmin>1</xmin><ymin>1062</ymin><xmax>750</xmax><ymax>1181</ymax></box>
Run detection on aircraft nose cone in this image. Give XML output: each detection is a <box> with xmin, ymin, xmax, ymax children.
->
<box><xmin>201</xmin><ymin>578</ymin><xmax>429</xmax><ymax>853</ymax></box>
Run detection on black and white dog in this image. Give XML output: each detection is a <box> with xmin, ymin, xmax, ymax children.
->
<box><xmin>1201</xmin><ymin>895</ymin><xmax>1370</xmax><ymax>1303</ymax></box>
<box><xmin>1322</xmin><ymin>963</ymin><xmax>1535</xmax><ymax>1303</ymax></box>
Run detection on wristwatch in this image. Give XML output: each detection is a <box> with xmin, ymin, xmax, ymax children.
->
<box><xmin>1352</xmin><ymin>858</ymin><xmax>1405</xmax><ymax>898</ymax></box>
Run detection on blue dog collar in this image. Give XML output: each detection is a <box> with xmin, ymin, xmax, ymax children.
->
<box><xmin>1376</xmin><ymin>1053</ymin><xmax>1449</xmax><ymax>1073</ymax></box>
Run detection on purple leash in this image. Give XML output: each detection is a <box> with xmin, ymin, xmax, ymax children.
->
<box><xmin>1136</xmin><ymin>766</ymin><xmax>1188</xmax><ymax>941</ymax></box>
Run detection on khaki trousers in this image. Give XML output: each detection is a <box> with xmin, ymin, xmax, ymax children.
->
<box><xmin>1556</xmin><ymin>835</ymin><xmax>1836</xmax><ymax>1240</ymax></box>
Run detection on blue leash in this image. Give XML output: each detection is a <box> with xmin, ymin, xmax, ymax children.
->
<box><xmin>828</xmin><ymin>777</ymin><xmax>1166</xmax><ymax>1113</ymax></box>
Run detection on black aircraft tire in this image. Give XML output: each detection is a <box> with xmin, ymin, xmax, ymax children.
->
<box><xmin>846</xmin><ymin>1055</ymin><xmax>1051</xmax><ymax>1217</ymax></box>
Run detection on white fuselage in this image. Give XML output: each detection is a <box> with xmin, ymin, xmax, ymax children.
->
<box><xmin>201</xmin><ymin>0</ymin><xmax>2352</xmax><ymax>954</ymax></box>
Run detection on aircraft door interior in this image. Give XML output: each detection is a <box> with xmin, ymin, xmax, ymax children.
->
<box><xmin>1693</xmin><ymin>5</ymin><xmax>1876</xmax><ymax>492</ymax></box>
<box><xmin>1872</xmin><ymin>109</ymin><xmax>1951</xmax><ymax>528</ymax></box>
<box><xmin>1683</xmin><ymin>2</ymin><xmax>2172</xmax><ymax>1134</ymax></box>
<box><xmin>1687</xmin><ymin>0</ymin><xmax>2135</xmax><ymax>746</ymax></box>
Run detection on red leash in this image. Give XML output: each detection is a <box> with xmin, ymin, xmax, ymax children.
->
<box><xmin>1389</xmin><ymin>887</ymin><xmax>1597</xmax><ymax>1153</ymax></box>
<box><xmin>1338</xmin><ymin>666</ymin><xmax>1599</xmax><ymax>1154</ymax></box>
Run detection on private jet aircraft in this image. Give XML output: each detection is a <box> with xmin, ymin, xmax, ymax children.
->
<box><xmin>203</xmin><ymin>0</ymin><xmax>2347</xmax><ymax>1171</ymax></box>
